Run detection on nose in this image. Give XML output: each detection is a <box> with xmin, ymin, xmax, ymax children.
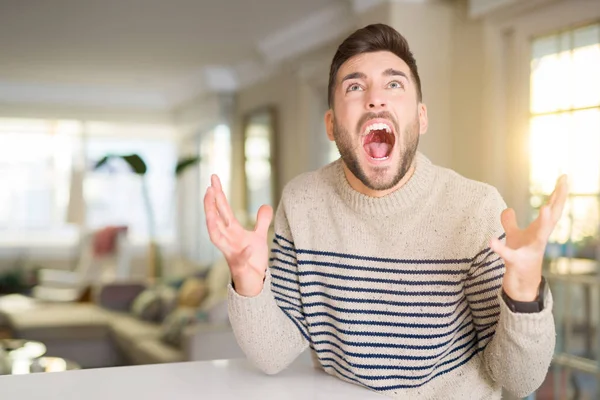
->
<box><xmin>366</xmin><ymin>88</ymin><xmax>387</xmax><ymax>110</ymax></box>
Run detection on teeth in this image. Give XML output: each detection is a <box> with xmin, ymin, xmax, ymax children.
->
<box><xmin>364</xmin><ymin>122</ymin><xmax>392</xmax><ymax>135</ymax></box>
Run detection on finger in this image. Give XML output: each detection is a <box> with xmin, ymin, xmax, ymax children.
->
<box><xmin>500</xmin><ymin>208</ymin><xmax>519</xmax><ymax>235</ymax></box>
<box><xmin>549</xmin><ymin>175</ymin><xmax>568</xmax><ymax>224</ymax></box>
<box><xmin>210</xmin><ymin>177</ymin><xmax>234</xmax><ymax>227</ymax></box>
<box><xmin>490</xmin><ymin>237</ymin><xmax>517</xmax><ymax>264</ymax></box>
<box><xmin>204</xmin><ymin>189</ymin><xmax>229</xmax><ymax>252</ymax></box>
<box><xmin>211</xmin><ymin>174</ymin><xmax>223</xmax><ymax>192</ymax></box>
<box><xmin>536</xmin><ymin>205</ymin><xmax>553</xmax><ymax>241</ymax></box>
<box><xmin>254</xmin><ymin>205</ymin><xmax>274</xmax><ymax>237</ymax></box>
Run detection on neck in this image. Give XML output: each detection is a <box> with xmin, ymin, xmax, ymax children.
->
<box><xmin>342</xmin><ymin>162</ymin><xmax>416</xmax><ymax>198</ymax></box>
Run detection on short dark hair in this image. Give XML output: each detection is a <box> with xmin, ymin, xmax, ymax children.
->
<box><xmin>327</xmin><ymin>23</ymin><xmax>422</xmax><ymax>107</ymax></box>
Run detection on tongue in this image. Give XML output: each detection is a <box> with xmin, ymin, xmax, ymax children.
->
<box><xmin>365</xmin><ymin>142</ymin><xmax>390</xmax><ymax>159</ymax></box>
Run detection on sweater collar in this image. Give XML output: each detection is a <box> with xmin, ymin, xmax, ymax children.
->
<box><xmin>334</xmin><ymin>151</ymin><xmax>435</xmax><ymax>216</ymax></box>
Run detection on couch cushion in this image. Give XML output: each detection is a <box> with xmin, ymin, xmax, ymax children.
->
<box><xmin>130</xmin><ymin>288</ymin><xmax>161</xmax><ymax>322</ymax></box>
<box><xmin>127</xmin><ymin>339</ymin><xmax>184</xmax><ymax>365</ymax></box>
<box><xmin>177</xmin><ymin>278</ymin><xmax>207</xmax><ymax>308</ymax></box>
<box><xmin>109</xmin><ymin>313</ymin><xmax>161</xmax><ymax>355</ymax></box>
<box><xmin>6</xmin><ymin>303</ymin><xmax>110</xmax><ymax>340</ymax></box>
<box><xmin>160</xmin><ymin>307</ymin><xmax>196</xmax><ymax>348</ymax></box>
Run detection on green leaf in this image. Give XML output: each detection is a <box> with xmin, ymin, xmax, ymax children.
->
<box><xmin>123</xmin><ymin>154</ymin><xmax>147</xmax><ymax>175</ymax></box>
<box><xmin>93</xmin><ymin>154</ymin><xmax>147</xmax><ymax>175</ymax></box>
<box><xmin>175</xmin><ymin>156</ymin><xmax>200</xmax><ymax>176</ymax></box>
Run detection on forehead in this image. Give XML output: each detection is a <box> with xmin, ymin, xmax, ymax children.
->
<box><xmin>337</xmin><ymin>51</ymin><xmax>411</xmax><ymax>81</ymax></box>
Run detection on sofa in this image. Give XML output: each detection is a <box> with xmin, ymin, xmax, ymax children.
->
<box><xmin>0</xmin><ymin>258</ymin><xmax>243</xmax><ymax>369</ymax></box>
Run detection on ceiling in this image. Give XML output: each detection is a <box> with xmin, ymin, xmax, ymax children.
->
<box><xmin>0</xmin><ymin>0</ymin><xmax>364</xmax><ymax>111</ymax></box>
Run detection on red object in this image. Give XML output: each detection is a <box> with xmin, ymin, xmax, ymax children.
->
<box><xmin>93</xmin><ymin>226</ymin><xmax>128</xmax><ymax>257</ymax></box>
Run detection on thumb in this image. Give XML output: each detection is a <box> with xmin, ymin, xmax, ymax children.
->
<box><xmin>500</xmin><ymin>208</ymin><xmax>519</xmax><ymax>235</ymax></box>
<box><xmin>490</xmin><ymin>237</ymin><xmax>516</xmax><ymax>264</ymax></box>
<box><xmin>254</xmin><ymin>205</ymin><xmax>273</xmax><ymax>237</ymax></box>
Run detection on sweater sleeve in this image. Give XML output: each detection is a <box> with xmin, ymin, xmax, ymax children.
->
<box><xmin>227</xmin><ymin>195</ymin><xmax>310</xmax><ymax>374</ymax></box>
<box><xmin>464</xmin><ymin>188</ymin><xmax>555</xmax><ymax>398</ymax></box>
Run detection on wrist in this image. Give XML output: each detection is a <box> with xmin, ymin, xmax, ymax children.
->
<box><xmin>502</xmin><ymin>276</ymin><xmax>541</xmax><ymax>302</ymax></box>
<box><xmin>502</xmin><ymin>277</ymin><xmax>547</xmax><ymax>313</ymax></box>
<box><xmin>232</xmin><ymin>274</ymin><xmax>266</xmax><ymax>298</ymax></box>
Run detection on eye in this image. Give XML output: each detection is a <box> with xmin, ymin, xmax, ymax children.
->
<box><xmin>347</xmin><ymin>83</ymin><xmax>363</xmax><ymax>92</ymax></box>
<box><xmin>388</xmin><ymin>80</ymin><xmax>404</xmax><ymax>89</ymax></box>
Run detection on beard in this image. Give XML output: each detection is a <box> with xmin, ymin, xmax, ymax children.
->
<box><xmin>333</xmin><ymin>111</ymin><xmax>420</xmax><ymax>191</ymax></box>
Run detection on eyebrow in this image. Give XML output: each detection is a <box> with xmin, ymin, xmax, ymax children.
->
<box><xmin>341</xmin><ymin>72</ymin><xmax>367</xmax><ymax>82</ymax></box>
<box><xmin>341</xmin><ymin>69</ymin><xmax>409</xmax><ymax>83</ymax></box>
<box><xmin>383</xmin><ymin>68</ymin><xmax>408</xmax><ymax>79</ymax></box>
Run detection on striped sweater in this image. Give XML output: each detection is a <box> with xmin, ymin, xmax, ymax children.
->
<box><xmin>228</xmin><ymin>152</ymin><xmax>555</xmax><ymax>399</ymax></box>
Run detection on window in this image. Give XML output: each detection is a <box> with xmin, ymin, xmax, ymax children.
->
<box><xmin>529</xmin><ymin>22</ymin><xmax>600</xmax><ymax>258</ymax></box>
<box><xmin>197</xmin><ymin>124</ymin><xmax>232</xmax><ymax>263</ymax></box>
<box><xmin>0</xmin><ymin>118</ymin><xmax>178</xmax><ymax>245</ymax></box>
<box><xmin>85</xmin><ymin>123</ymin><xmax>177</xmax><ymax>244</ymax></box>
<box><xmin>243</xmin><ymin>108</ymin><xmax>277</xmax><ymax>222</ymax></box>
<box><xmin>0</xmin><ymin>119</ymin><xmax>80</xmax><ymax>243</ymax></box>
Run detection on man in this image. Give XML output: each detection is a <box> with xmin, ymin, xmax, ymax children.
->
<box><xmin>204</xmin><ymin>23</ymin><xmax>567</xmax><ymax>399</ymax></box>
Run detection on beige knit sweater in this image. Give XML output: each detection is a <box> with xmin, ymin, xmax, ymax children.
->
<box><xmin>228</xmin><ymin>152</ymin><xmax>555</xmax><ymax>399</ymax></box>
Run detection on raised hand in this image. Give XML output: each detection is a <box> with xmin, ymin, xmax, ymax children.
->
<box><xmin>491</xmin><ymin>175</ymin><xmax>568</xmax><ymax>301</ymax></box>
<box><xmin>204</xmin><ymin>174</ymin><xmax>273</xmax><ymax>297</ymax></box>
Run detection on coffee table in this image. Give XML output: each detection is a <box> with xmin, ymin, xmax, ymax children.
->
<box><xmin>0</xmin><ymin>339</ymin><xmax>46</xmax><ymax>359</ymax></box>
<box><xmin>10</xmin><ymin>356</ymin><xmax>81</xmax><ymax>375</ymax></box>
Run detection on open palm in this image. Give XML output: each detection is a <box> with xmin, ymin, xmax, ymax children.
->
<box><xmin>204</xmin><ymin>174</ymin><xmax>273</xmax><ymax>297</ymax></box>
<box><xmin>491</xmin><ymin>175</ymin><xmax>568</xmax><ymax>301</ymax></box>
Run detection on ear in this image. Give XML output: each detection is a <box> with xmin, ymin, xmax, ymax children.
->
<box><xmin>418</xmin><ymin>103</ymin><xmax>428</xmax><ymax>135</ymax></box>
<box><xmin>325</xmin><ymin>109</ymin><xmax>335</xmax><ymax>141</ymax></box>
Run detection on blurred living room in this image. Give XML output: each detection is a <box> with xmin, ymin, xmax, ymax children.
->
<box><xmin>0</xmin><ymin>0</ymin><xmax>599</xmax><ymax>399</ymax></box>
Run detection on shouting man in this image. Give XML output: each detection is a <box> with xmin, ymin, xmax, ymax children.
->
<box><xmin>204</xmin><ymin>23</ymin><xmax>567</xmax><ymax>399</ymax></box>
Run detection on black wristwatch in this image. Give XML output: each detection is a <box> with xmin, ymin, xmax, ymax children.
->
<box><xmin>501</xmin><ymin>277</ymin><xmax>547</xmax><ymax>313</ymax></box>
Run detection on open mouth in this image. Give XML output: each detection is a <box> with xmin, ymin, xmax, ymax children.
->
<box><xmin>362</xmin><ymin>121</ymin><xmax>396</xmax><ymax>161</ymax></box>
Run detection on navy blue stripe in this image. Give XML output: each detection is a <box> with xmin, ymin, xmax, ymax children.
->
<box><xmin>478</xmin><ymin>329</ymin><xmax>496</xmax><ymax>342</ymax></box>
<box><xmin>470</xmin><ymin>302</ymin><xmax>499</xmax><ymax>313</ymax></box>
<box><xmin>294</xmin><ymin>233</ymin><xmax>506</xmax><ymax>267</ymax></box>
<box><xmin>316</xmin><ymin>328</ymin><xmax>477</xmax><ymax>371</ymax></box>
<box><xmin>311</xmin><ymin>320</ymin><xmax>471</xmax><ymax>350</ymax></box>
<box><xmin>303</xmin><ymin>301</ymin><xmax>466</xmax><ymax>319</ymax></box>
<box><xmin>274</xmin><ymin>296</ymin><xmax>302</xmax><ymax>309</ymax></box>
<box><xmin>278</xmin><ymin>307</ymin><xmax>310</xmax><ymax>341</ymax></box>
<box><xmin>270</xmin><ymin>263</ymin><xmax>296</xmax><ymax>275</ymax></box>
<box><xmin>297</xmin><ymin>249</ymin><xmax>473</xmax><ymax>264</ymax></box>
<box><xmin>314</xmin><ymin>327</ymin><xmax>475</xmax><ymax>361</ymax></box>
<box><xmin>305</xmin><ymin>304</ymin><xmax>470</xmax><ymax>329</ymax></box>
<box><xmin>299</xmin><ymin>280</ymin><xmax>464</xmax><ymax>297</ymax></box>
<box><xmin>371</xmin><ymin>343</ymin><xmax>480</xmax><ymax>389</ymax></box>
<box><xmin>273</xmin><ymin>240</ymin><xmax>295</xmax><ymax>253</ymax></box>
<box><xmin>272</xmin><ymin>282</ymin><xmax>300</xmax><ymax>295</ymax></box>
<box><xmin>470</xmin><ymin>233</ymin><xmax>506</xmax><ymax>264</ymax></box>
<box><xmin>321</xmin><ymin>364</ymin><xmax>375</xmax><ymax>390</ymax></box>
<box><xmin>468</xmin><ymin>262</ymin><xmax>504</xmax><ymax>281</ymax></box>
<box><xmin>297</xmin><ymin>260</ymin><xmax>465</xmax><ymax>276</ymax></box>
<box><xmin>323</xmin><ymin>340</ymin><xmax>480</xmax><ymax>390</ymax></box>
<box><xmin>471</xmin><ymin>305</ymin><xmax>500</xmax><ymax>318</ymax></box>
<box><xmin>473</xmin><ymin>315</ymin><xmax>500</xmax><ymax>328</ymax></box>
<box><xmin>467</xmin><ymin>284</ymin><xmax>502</xmax><ymax>297</ymax></box>
<box><xmin>303</xmin><ymin>290</ymin><xmax>463</xmax><ymax>308</ymax></box>
<box><xmin>469</xmin><ymin>294</ymin><xmax>497</xmax><ymax>305</ymax></box>
<box><xmin>320</xmin><ymin>335</ymin><xmax>479</xmax><ymax>383</ymax></box>
<box><xmin>471</xmin><ymin>250</ymin><xmax>496</xmax><ymax>269</ymax></box>
<box><xmin>271</xmin><ymin>287</ymin><xmax>300</xmax><ymax>302</ymax></box>
<box><xmin>309</xmin><ymin>312</ymin><xmax>471</xmax><ymax>340</ymax></box>
<box><xmin>271</xmin><ymin>257</ymin><xmax>296</xmax><ymax>269</ymax></box>
<box><xmin>464</xmin><ymin>273</ymin><xmax>503</xmax><ymax>291</ymax></box>
<box><xmin>271</xmin><ymin>248</ymin><xmax>296</xmax><ymax>260</ymax></box>
<box><xmin>296</xmin><ymin>270</ymin><xmax>462</xmax><ymax>286</ymax></box>
<box><xmin>270</xmin><ymin>272</ymin><xmax>299</xmax><ymax>287</ymax></box>
<box><xmin>275</xmin><ymin>234</ymin><xmax>294</xmax><ymax>246</ymax></box>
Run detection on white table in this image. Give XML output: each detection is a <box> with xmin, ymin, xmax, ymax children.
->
<box><xmin>0</xmin><ymin>356</ymin><xmax>385</xmax><ymax>399</ymax></box>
